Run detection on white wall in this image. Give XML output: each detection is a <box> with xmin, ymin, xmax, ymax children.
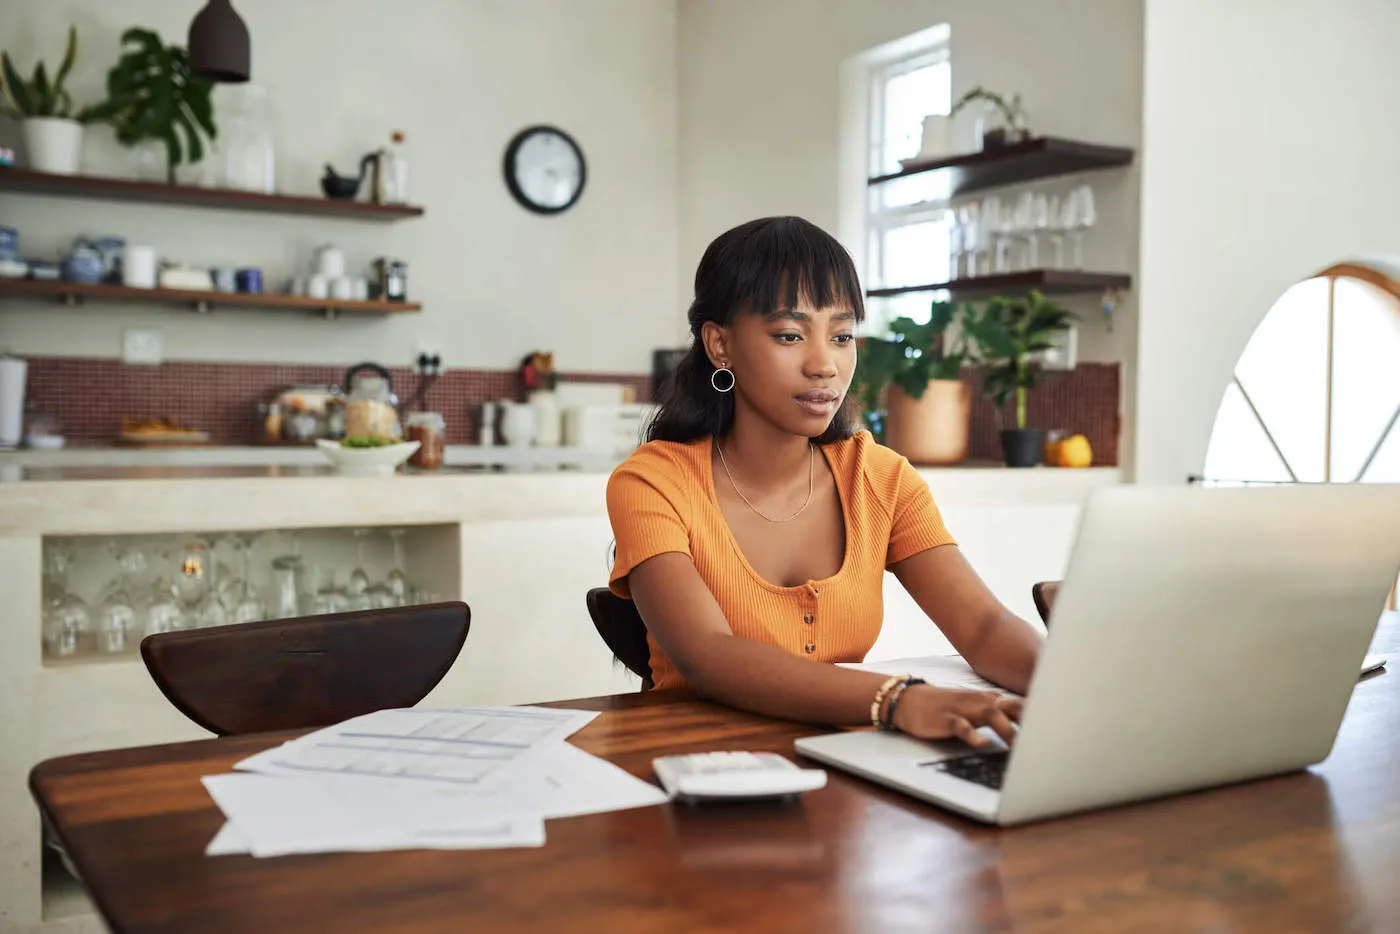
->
<box><xmin>1136</xmin><ymin>0</ymin><xmax>1400</xmax><ymax>484</ymax></box>
<box><xmin>678</xmin><ymin>0</ymin><xmax>1144</xmax><ymax>468</ymax></box>
<box><xmin>0</xmin><ymin>0</ymin><xmax>678</xmax><ymax>374</ymax></box>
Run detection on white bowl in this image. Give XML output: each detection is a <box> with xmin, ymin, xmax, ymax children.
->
<box><xmin>316</xmin><ymin>439</ymin><xmax>420</xmax><ymax>476</ymax></box>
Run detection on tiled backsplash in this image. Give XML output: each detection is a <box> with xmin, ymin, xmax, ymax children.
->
<box><xmin>965</xmin><ymin>362</ymin><xmax>1120</xmax><ymax>465</ymax></box>
<box><xmin>22</xmin><ymin>357</ymin><xmax>1119</xmax><ymax>464</ymax></box>
<box><xmin>23</xmin><ymin>357</ymin><xmax>651</xmax><ymax>446</ymax></box>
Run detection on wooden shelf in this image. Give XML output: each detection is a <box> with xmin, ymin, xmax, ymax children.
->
<box><xmin>868</xmin><ymin>136</ymin><xmax>1133</xmax><ymax>197</ymax></box>
<box><xmin>0</xmin><ymin>279</ymin><xmax>421</xmax><ymax>316</ymax></box>
<box><xmin>0</xmin><ymin>167</ymin><xmax>424</xmax><ymax>220</ymax></box>
<box><xmin>866</xmin><ymin>270</ymin><xmax>1131</xmax><ymax>300</ymax></box>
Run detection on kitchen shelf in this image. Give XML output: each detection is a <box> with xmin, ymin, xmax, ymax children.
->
<box><xmin>0</xmin><ymin>279</ymin><xmax>421</xmax><ymax>316</ymax></box>
<box><xmin>866</xmin><ymin>270</ymin><xmax>1131</xmax><ymax>300</ymax></box>
<box><xmin>0</xmin><ymin>167</ymin><xmax>424</xmax><ymax>220</ymax></box>
<box><xmin>868</xmin><ymin>136</ymin><xmax>1133</xmax><ymax>197</ymax></box>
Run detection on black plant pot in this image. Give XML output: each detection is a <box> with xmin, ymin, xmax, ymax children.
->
<box><xmin>1000</xmin><ymin>429</ymin><xmax>1046</xmax><ymax>468</ymax></box>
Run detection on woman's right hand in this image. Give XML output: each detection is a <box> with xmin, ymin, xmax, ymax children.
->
<box><xmin>891</xmin><ymin>684</ymin><xmax>1024</xmax><ymax>749</ymax></box>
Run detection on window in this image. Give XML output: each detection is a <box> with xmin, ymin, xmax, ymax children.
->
<box><xmin>864</xmin><ymin>38</ymin><xmax>951</xmax><ymax>330</ymax></box>
<box><xmin>1202</xmin><ymin>263</ymin><xmax>1400</xmax><ymax>485</ymax></box>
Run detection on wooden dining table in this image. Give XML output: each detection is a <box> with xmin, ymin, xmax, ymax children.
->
<box><xmin>30</xmin><ymin>614</ymin><xmax>1400</xmax><ymax>934</ymax></box>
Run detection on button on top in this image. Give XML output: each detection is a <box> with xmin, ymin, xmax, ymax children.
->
<box><xmin>803</xmin><ymin>614</ymin><xmax>814</xmax><ymax>624</ymax></box>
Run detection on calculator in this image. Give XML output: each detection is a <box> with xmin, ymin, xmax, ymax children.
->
<box><xmin>652</xmin><ymin>751</ymin><xmax>828</xmax><ymax>803</ymax></box>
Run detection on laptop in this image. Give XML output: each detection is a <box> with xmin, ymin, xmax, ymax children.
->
<box><xmin>795</xmin><ymin>484</ymin><xmax>1400</xmax><ymax>826</ymax></box>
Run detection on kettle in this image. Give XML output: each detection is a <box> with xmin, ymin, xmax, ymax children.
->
<box><xmin>343</xmin><ymin>363</ymin><xmax>401</xmax><ymax>440</ymax></box>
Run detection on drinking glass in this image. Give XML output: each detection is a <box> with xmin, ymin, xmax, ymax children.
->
<box><xmin>385</xmin><ymin>528</ymin><xmax>410</xmax><ymax>607</ymax></box>
<box><xmin>42</xmin><ymin>543</ymin><xmax>91</xmax><ymax>658</ymax></box>
<box><xmin>144</xmin><ymin>545</ymin><xmax>184</xmax><ymax>637</ymax></box>
<box><xmin>226</xmin><ymin>532</ymin><xmax>267</xmax><ymax>624</ymax></box>
<box><xmin>1067</xmin><ymin>185</ymin><xmax>1096</xmax><ymax>269</ymax></box>
<box><xmin>94</xmin><ymin>543</ymin><xmax>144</xmax><ymax>654</ymax></box>
<box><xmin>312</xmin><ymin>567</ymin><xmax>349</xmax><ymax>616</ymax></box>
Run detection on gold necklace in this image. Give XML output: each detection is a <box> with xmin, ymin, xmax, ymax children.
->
<box><xmin>715</xmin><ymin>439</ymin><xmax>815</xmax><ymax>523</ymax></box>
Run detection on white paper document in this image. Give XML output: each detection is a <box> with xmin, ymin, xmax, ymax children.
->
<box><xmin>202</xmin><ymin>773</ymin><xmax>544</xmax><ymax>857</ymax></box>
<box><xmin>515</xmin><ymin>742</ymin><xmax>670</xmax><ymax>820</ymax></box>
<box><xmin>206</xmin><ymin>706</ymin><xmax>667</xmax><ymax>858</ymax></box>
<box><xmin>235</xmin><ymin>706</ymin><xmax>598</xmax><ymax>787</ymax></box>
<box><xmin>842</xmin><ymin>653</ymin><xmax>1016</xmax><ymax>696</ymax></box>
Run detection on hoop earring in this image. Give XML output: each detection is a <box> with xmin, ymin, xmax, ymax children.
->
<box><xmin>710</xmin><ymin>367</ymin><xmax>735</xmax><ymax>393</ymax></box>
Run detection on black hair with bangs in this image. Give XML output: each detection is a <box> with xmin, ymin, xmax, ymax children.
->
<box><xmin>646</xmin><ymin>216</ymin><xmax>866</xmax><ymax>445</ymax></box>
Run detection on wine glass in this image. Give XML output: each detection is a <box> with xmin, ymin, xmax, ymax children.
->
<box><xmin>312</xmin><ymin>566</ymin><xmax>349</xmax><ymax>616</ymax></box>
<box><xmin>385</xmin><ymin>528</ymin><xmax>410</xmax><ymax>607</ymax></box>
<box><xmin>346</xmin><ymin>528</ymin><xmax>372</xmax><ymax>602</ymax></box>
<box><xmin>94</xmin><ymin>542</ymin><xmax>145</xmax><ymax>654</ymax></box>
<box><xmin>1067</xmin><ymin>185</ymin><xmax>1096</xmax><ymax>269</ymax></box>
<box><xmin>1027</xmin><ymin>192</ymin><xmax>1050</xmax><ymax>269</ymax></box>
<box><xmin>981</xmin><ymin>197</ymin><xmax>1005</xmax><ymax>274</ymax></box>
<box><xmin>225</xmin><ymin>532</ymin><xmax>267</xmax><ymax>624</ymax></box>
<box><xmin>946</xmin><ymin>207</ymin><xmax>964</xmax><ymax>280</ymax></box>
<box><xmin>144</xmin><ymin>545</ymin><xmax>184</xmax><ymax>636</ymax></box>
<box><xmin>42</xmin><ymin>542</ymin><xmax>91</xmax><ymax>658</ymax></box>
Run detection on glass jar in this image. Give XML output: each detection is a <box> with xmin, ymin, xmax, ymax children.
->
<box><xmin>218</xmin><ymin>84</ymin><xmax>277</xmax><ymax>194</ymax></box>
<box><xmin>406</xmin><ymin>411</ymin><xmax>445</xmax><ymax>469</ymax></box>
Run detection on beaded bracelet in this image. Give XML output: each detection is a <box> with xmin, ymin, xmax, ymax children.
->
<box><xmin>881</xmin><ymin>676</ymin><xmax>927</xmax><ymax>731</ymax></box>
<box><xmin>869</xmin><ymin>674</ymin><xmax>905</xmax><ymax>728</ymax></box>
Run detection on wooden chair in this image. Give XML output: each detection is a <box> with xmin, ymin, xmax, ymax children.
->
<box><xmin>139</xmin><ymin>602</ymin><xmax>471</xmax><ymax>736</ymax></box>
<box><xmin>1032</xmin><ymin>580</ymin><xmax>1060</xmax><ymax>625</ymax></box>
<box><xmin>586</xmin><ymin>587</ymin><xmax>653</xmax><ymax>691</ymax></box>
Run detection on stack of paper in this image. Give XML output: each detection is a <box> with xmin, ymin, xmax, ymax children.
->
<box><xmin>203</xmin><ymin>706</ymin><xmax>669</xmax><ymax>858</ymax></box>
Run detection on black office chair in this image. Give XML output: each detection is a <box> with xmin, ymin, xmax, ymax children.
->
<box><xmin>1031</xmin><ymin>581</ymin><xmax>1060</xmax><ymax>626</ymax></box>
<box><xmin>586</xmin><ymin>588</ymin><xmax>653</xmax><ymax>691</ymax></box>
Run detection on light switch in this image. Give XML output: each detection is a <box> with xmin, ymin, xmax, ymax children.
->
<box><xmin>122</xmin><ymin>328</ymin><xmax>163</xmax><ymax>366</ymax></box>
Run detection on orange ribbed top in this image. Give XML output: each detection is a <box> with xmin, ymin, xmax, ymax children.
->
<box><xmin>606</xmin><ymin>430</ymin><xmax>957</xmax><ymax>690</ymax></box>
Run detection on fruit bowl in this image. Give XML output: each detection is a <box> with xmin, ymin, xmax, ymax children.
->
<box><xmin>315</xmin><ymin>439</ymin><xmax>420</xmax><ymax>476</ymax></box>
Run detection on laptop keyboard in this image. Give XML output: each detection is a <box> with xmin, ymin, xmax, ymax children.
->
<box><xmin>931</xmin><ymin>752</ymin><xmax>1009</xmax><ymax>790</ymax></box>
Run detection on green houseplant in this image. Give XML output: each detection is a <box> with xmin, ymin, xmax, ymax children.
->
<box><xmin>950</xmin><ymin>84</ymin><xmax>1029</xmax><ymax>149</ymax></box>
<box><xmin>974</xmin><ymin>290</ymin><xmax>1075</xmax><ymax>467</ymax></box>
<box><xmin>1</xmin><ymin>26</ymin><xmax>98</xmax><ymax>174</ymax></box>
<box><xmin>83</xmin><ymin>28</ymin><xmax>216</xmax><ymax>184</ymax></box>
<box><xmin>854</xmin><ymin>300</ymin><xmax>986</xmax><ymax>463</ymax></box>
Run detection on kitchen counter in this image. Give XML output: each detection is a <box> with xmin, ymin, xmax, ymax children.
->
<box><xmin>0</xmin><ymin>443</ymin><xmax>624</xmax><ymax>472</ymax></box>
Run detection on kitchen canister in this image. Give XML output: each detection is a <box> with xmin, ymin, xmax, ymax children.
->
<box><xmin>122</xmin><ymin>245</ymin><xmax>158</xmax><ymax>289</ymax></box>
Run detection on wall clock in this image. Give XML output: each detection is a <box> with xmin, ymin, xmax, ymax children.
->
<box><xmin>503</xmin><ymin>125</ymin><xmax>586</xmax><ymax>215</ymax></box>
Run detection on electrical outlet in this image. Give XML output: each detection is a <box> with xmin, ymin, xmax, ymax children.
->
<box><xmin>122</xmin><ymin>328</ymin><xmax>163</xmax><ymax>366</ymax></box>
<box><xmin>411</xmin><ymin>339</ymin><xmax>443</xmax><ymax>373</ymax></box>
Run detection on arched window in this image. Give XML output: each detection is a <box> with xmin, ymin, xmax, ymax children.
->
<box><xmin>1203</xmin><ymin>262</ymin><xmax>1400</xmax><ymax>484</ymax></box>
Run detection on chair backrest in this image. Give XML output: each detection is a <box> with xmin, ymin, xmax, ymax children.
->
<box><xmin>140</xmin><ymin>602</ymin><xmax>471</xmax><ymax>736</ymax></box>
<box><xmin>585</xmin><ymin>588</ymin><xmax>653</xmax><ymax>690</ymax></box>
<box><xmin>1032</xmin><ymin>580</ymin><xmax>1060</xmax><ymax>625</ymax></box>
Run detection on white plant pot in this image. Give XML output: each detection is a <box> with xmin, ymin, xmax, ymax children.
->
<box><xmin>23</xmin><ymin>117</ymin><xmax>84</xmax><ymax>175</ymax></box>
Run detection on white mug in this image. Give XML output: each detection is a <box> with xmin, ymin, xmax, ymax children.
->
<box><xmin>351</xmin><ymin>277</ymin><xmax>369</xmax><ymax>301</ymax></box>
<box><xmin>307</xmin><ymin>274</ymin><xmax>329</xmax><ymax>299</ymax></box>
<box><xmin>331</xmin><ymin>276</ymin><xmax>354</xmax><ymax>301</ymax></box>
<box><xmin>123</xmin><ymin>245</ymin><xmax>158</xmax><ymax>289</ymax></box>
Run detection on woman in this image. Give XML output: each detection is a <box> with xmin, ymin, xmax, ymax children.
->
<box><xmin>606</xmin><ymin>216</ymin><xmax>1042</xmax><ymax>748</ymax></box>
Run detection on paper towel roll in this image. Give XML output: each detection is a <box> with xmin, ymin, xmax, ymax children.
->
<box><xmin>0</xmin><ymin>355</ymin><xmax>27</xmax><ymax>448</ymax></box>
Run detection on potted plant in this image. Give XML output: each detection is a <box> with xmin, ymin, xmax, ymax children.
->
<box><xmin>1</xmin><ymin>26</ymin><xmax>98</xmax><ymax>175</ymax></box>
<box><xmin>82</xmin><ymin>29</ymin><xmax>216</xmax><ymax>184</ymax></box>
<box><xmin>974</xmin><ymin>290</ymin><xmax>1075</xmax><ymax>468</ymax></box>
<box><xmin>853</xmin><ymin>300</ymin><xmax>983</xmax><ymax>464</ymax></box>
<box><xmin>950</xmin><ymin>85</ymin><xmax>1030</xmax><ymax>149</ymax></box>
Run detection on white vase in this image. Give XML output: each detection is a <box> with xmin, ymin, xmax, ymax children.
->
<box><xmin>528</xmin><ymin>390</ymin><xmax>561</xmax><ymax>447</ymax></box>
<box><xmin>23</xmin><ymin>117</ymin><xmax>83</xmax><ymax>175</ymax></box>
